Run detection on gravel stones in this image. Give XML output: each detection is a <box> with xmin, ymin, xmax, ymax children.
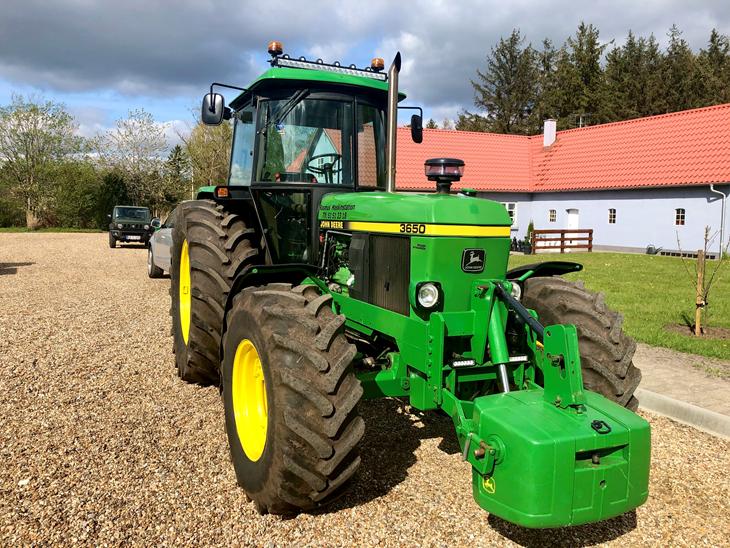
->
<box><xmin>0</xmin><ymin>233</ymin><xmax>728</xmax><ymax>545</ymax></box>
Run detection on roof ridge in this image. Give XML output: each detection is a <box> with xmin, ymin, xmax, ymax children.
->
<box><xmin>551</xmin><ymin>102</ymin><xmax>730</xmax><ymax>136</ymax></box>
<box><xmin>402</xmin><ymin>127</ymin><xmax>531</xmax><ymax>139</ymax></box>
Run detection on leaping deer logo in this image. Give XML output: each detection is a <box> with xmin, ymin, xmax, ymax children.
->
<box><xmin>462</xmin><ymin>249</ymin><xmax>485</xmax><ymax>272</ymax></box>
<box><xmin>467</xmin><ymin>251</ymin><xmax>483</xmax><ymax>267</ymax></box>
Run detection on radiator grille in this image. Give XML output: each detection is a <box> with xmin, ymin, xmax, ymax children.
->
<box><xmin>368</xmin><ymin>235</ymin><xmax>410</xmax><ymax>315</ymax></box>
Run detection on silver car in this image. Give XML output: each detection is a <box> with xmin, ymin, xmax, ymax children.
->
<box><xmin>147</xmin><ymin>208</ymin><xmax>177</xmax><ymax>278</ymax></box>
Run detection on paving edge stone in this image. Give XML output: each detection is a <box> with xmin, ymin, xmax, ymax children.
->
<box><xmin>636</xmin><ymin>388</ymin><xmax>730</xmax><ymax>440</ymax></box>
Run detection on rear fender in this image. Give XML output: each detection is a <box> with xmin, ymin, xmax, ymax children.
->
<box><xmin>218</xmin><ymin>263</ymin><xmax>320</xmax><ymax>360</ymax></box>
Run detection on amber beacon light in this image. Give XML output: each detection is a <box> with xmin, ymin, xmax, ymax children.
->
<box><xmin>268</xmin><ymin>41</ymin><xmax>284</xmax><ymax>57</ymax></box>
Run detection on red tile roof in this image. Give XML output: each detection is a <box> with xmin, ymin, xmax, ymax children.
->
<box><xmin>396</xmin><ymin>128</ymin><xmax>531</xmax><ymax>192</ymax></box>
<box><xmin>396</xmin><ymin>103</ymin><xmax>730</xmax><ymax>192</ymax></box>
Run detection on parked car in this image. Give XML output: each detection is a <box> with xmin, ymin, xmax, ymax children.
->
<box><xmin>108</xmin><ymin>205</ymin><xmax>154</xmax><ymax>248</ymax></box>
<box><xmin>147</xmin><ymin>207</ymin><xmax>178</xmax><ymax>278</ymax></box>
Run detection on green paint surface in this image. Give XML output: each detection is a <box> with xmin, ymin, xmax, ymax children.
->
<box><xmin>230</xmin><ymin>66</ymin><xmax>405</xmax><ymax>108</ymax></box>
<box><xmin>319</xmin><ymin>191</ymin><xmax>512</xmax><ymax>225</ymax></box>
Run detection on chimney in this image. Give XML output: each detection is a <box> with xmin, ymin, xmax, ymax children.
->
<box><xmin>543</xmin><ymin>119</ymin><xmax>557</xmax><ymax>147</ymax></box>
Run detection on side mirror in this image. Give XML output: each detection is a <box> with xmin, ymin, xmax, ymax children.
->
<box><xmin>107</xmin><ymin>214</ymin><xmax>112</xmax><ymax>219</ymax></box>
<box><xmin>151</xmin><ymin>218</ymin><xmax>162</xmax><ymax>230</ymax></box>
<box><xmin>201</xmin><ymin>93</ymin><xmax>225</xmax><ymax>125</ymax></box>
<box><xmin>410</xmin><ymin>114</ymin><xmax>423</xmax><ymax>143</ymax></box>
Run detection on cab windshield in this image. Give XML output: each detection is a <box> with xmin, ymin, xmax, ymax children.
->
<box><xmin>251</xmin><ymin>97</ymin><xmax>385</xmax><ymax>187</ymax></box>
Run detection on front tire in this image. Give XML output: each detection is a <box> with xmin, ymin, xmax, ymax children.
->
<box><xmin>108</xmin><ymin>234</ymin><xmax>116</xmax><ymax>248</ymax></box>
<box><xmin>147</xmin><ymin>247</ymin><xmax>164</xmax><ymax>278</ymax></box>
<box><xmin>221</xmin><ymin>283</ymin><xmax>364</xmax><ymax>514</ymax></box>
<box><xmin>522</xmin><ymin>277</ymin><xmax>641</xmax><ymax>410</ymax></box>
<box><xmin>170</xmin><ymin>200</ymin><xmax>260</xmax><ymax>386</ymax></box>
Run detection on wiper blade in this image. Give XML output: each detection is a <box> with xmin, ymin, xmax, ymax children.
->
<box><xmin>270</xmin><ymin>89</ymin><xmax>310</xmax><ymax>127</ymax></box>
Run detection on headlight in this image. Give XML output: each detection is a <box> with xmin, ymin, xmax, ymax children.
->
<box><xmin>510</xmin><ymin>282</ymin><xmax>522</xmax><ymax>301</ymax></box>
<box><xmin>117</xmin><ymin>223</ymin><xmax>123</xmax><ymax>229</ymax></box>
<box><xmin>417</xmin><ymin>282</ymin><xmax>440</xmax><ymax>309</ymax></box>
<box><xmin>144</xmin><ymin>224</ymin><xmax>150</xmax><ymax>230</ymax></box>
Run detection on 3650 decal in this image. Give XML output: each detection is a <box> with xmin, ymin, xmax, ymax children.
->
<box><xmin>399</xmin><ymin>223</ymin><xmax>426</xmax><ymax>234</ymax></box>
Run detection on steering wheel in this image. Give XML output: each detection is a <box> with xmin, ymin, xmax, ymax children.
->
<box><xmin>306</xmin><ymin>153</ymin><xmax>342</xmax><ymax>184</ymax></box>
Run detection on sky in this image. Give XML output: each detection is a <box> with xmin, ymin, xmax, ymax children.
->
<box><xmin>1</xmin><ymin>0</ymin><xmax>728</xmax><ymax>146</ymax></box>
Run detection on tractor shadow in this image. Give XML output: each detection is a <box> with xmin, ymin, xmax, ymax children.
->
<box><xmin>321</xmin><ymin>398</ymin><xmax>637</xmax><ymax>546</ymax></box>
<box><xmin>326</xmin><ymin>397</ymin><xmax>460</xmax><ymax>512</ymax></box>
<box><xmin>487</xmin><ymin>510</ymin><xmax>637</xmax><ymax>547</ymax></box>
<box><xmin>0</xmin><ymin>262</ymin><xmax>34</xmax><ymax>275</ymax></box>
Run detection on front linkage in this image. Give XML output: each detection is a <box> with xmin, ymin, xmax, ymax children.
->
<box><xmin>350</xmin><ymin>279</ymin><xmax>650</xmax><ymax>529</ymax></box>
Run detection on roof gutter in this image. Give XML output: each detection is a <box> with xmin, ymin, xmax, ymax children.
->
<box><xmin>709</xmin><ymin>184</ymin><xmax>729</xmax><ymax>257</ymax></box>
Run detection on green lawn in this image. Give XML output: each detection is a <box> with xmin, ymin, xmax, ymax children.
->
<box><xmin>508</xmin><ymin>252</ymin><xmax>730</xmax><ymax>360</ymax></box>
<box><xmin>0</xmin><ymin>227</ymin><xmax>102</xmax><ymax>233</ymax></box>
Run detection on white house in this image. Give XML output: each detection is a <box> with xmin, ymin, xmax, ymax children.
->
<box><xmin>396</xmin><ymin>103</ymin><xmax>730</xmax><ymax>257</ymax></box>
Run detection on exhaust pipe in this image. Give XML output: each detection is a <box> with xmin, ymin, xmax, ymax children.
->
<box><xmin>385</xmin><ymin>52</ymin><xmax>401</xmax><ymax>193</ymax></box>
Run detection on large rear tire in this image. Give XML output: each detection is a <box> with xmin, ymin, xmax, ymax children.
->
<box><xmin>221</xmin><ymin>283</ymin><xmax>364</xmax><ymax>514</ymax></box>
<box><xmin>170</xmin><ymin>200</ymin><xmax>259</xmax><ymax>386</ymax></box>
<box><xmin>522</xmin><ymin>277</ymin><xmax>641</xmax><ymax>410</ymax></box>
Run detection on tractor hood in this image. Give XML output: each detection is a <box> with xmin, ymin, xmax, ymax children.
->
<box><xmin>318</xmin><ymin>191</ymin><xmax>512</xmax><ymax>229</ymax></box>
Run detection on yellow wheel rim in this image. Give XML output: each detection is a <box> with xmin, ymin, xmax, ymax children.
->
<box><xmin>231</xmin><ymin>339</ymin><xmax>268</xmax><ymax>461</ymax></box>
<box><xmin>179</xmin><ymin>239</ymin><xmax>191</xmax><ymax>345</ymax></box>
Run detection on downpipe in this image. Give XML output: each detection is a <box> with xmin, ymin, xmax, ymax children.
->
<box><xmin>709</xmin><ymin>184</ymin><xmax>729</xmax><ymax>257</ymax></box>
<box><xmin>385</xmin><ymin>52</ymin><xmax>401</xmax><ymax>193</ymax></box>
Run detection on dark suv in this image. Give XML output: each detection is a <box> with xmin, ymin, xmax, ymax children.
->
<box><xmin>108</xmin><ymin>205</ymin><xmax>154</xmax><ymax>248</ymax></box>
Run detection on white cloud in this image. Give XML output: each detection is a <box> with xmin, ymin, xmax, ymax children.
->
<box><xmin>0</xmin><ymin>0</ymin><xmax>727</xmax><ymax>126</ymax></box>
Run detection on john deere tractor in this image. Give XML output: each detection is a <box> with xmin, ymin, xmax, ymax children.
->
<box><xmin>169</xmin><ymin>42</ymin><xmax>649</xmax><ymax>528</ymax></box>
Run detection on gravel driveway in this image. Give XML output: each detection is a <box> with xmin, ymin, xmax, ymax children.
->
<box><xmin>1</xmin><ymin>233</ymin><xmax>728</xmax><ymax>546</ymax></box>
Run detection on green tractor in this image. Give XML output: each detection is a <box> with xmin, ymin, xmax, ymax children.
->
<box><xmin>169</xmin><ymin>42</ymin><xmax>649</xmax><ymax>528</ymax></box>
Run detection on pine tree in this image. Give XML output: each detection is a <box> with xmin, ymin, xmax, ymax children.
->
<box><xmin>604</xmin><ymin>31</ymin><xmax>665</xmax><ymax>120</ymax></box>
<box><xmin>463</xmin><ymin>23</ymin><xmax>728</xmax><ymax>135</ymax></box>
<box><xmin>530</xmin><ymin>38</ymin><xmax>559</xmax><ymax>133</ymax></box>
<box><xmin>641</xmin><ymin>35</ymin><xmax>667</xmax><ymax>116</ymax></box>
<box><xmin>425</xmin><ymin>118</ymin><xmax>438</xmax><ymax>129</ymax></box>
<box><xmin>697</xmin><ymin>29</ymin><xmax>730</xmax><ymax>104</ymax></box>
<box><xmin>469</xmin><ymin>29</ymin><xmax>538</xmax><ymax>134</ymax></box>
<box><xmin>455</xmin><ymin>111</ymin><xmax>490</xmax><ymax>131</ymax></box>
<box><xmin>662</xmin><ymin>25</ymin><xmax>701</xmax><ymax>112</ymax></box>
<box><xmin>564</xmin><ymin>22</ymin><xmax>609</xmax><ymax>126</ymax></box>
<box><xmin>551</xmin><ymin>45</ymin><xmax>580</xmax><ymax>127</ymax></box>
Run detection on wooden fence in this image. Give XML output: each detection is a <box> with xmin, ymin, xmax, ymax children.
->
<box><xmin>530</xmin><ymin>229</ymin><xmax>593</xmax><ymax>254</ymax></box>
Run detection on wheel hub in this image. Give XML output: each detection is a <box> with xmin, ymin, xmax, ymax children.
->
<box><xmin>231</xmin><ymin>339</ymin><xmax>268</xmax><ymax>461</ymax></box>
<box><xmin>179</xmin><ymin>239</ymin><xmax>191</xmax><ymax>344</ymax></box>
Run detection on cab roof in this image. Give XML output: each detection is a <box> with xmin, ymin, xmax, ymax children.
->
<box><xmin>230</xmin><ymin>66</ymin><xmax>405</xmax><ymax>109</ymax></box>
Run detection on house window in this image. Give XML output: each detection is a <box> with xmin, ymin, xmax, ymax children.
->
<box><xmin>549</xmin><ymin>209</ymin><xmax>556</xmax><ymax>223</ymax></box>
<box><xmin>675</xmin><ymin>208</ymin><xmax>686</xmax><ymax>226</ymax></box>
<box><xmin>608</xmin><ymin>208</ymin><xmax>616</xmax><ymax>224</ymax></box>
<box><xmin>501</xmin><ymin>202</ymin><xmax>517</xmax><ymax>224</ymax></box>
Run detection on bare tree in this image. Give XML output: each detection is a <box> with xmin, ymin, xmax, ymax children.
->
<box><xmin>677</xmin><ymin>226</ymin><xmax>729</xmax><ymax>335</ymax></box>
<box><xmin>178</xmin><ymin>118</ymin><xmax>232</xmax><ymax>194</ymax></box>
<box><xmin>99</xmin><ymin>109</ymin><xmax>167</xmax><ymax>206</ymax></box>
<box><xmin>0</xmin><ymin>95</ymin><xmax>81</xmax><ymax>228</ymax></box>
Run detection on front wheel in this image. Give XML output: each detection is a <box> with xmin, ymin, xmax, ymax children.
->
<box><xmin>221</xmin><ymin>283</ymin><xmax>364</xmax><ymax>514</ymax></box>
<box><xmin>522</xmin><ymin>277</ymin><xmax>641</xmax><ymax>410</ymax></box>
<box><xmin>108</xmin><ymin>234</ymin><xmax>116</xmax><ymax>248</ymax></box>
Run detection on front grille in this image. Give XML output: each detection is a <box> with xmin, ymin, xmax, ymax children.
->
<box><xmin>368</xmin><ymin>235</ymin><xmax>410</xmax><ymax>315</ymax></box>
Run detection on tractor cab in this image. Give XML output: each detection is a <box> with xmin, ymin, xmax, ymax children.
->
<box><xmin>200</xmin><ymin>42</ymin><xmax>420</xmax><ymax>265</ymax></box>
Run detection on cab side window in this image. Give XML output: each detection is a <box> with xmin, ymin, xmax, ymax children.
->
<box><xmin>229</xmin><ymin>107</ymin><xmax>256</xmax><ymax>186</ymax></box>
